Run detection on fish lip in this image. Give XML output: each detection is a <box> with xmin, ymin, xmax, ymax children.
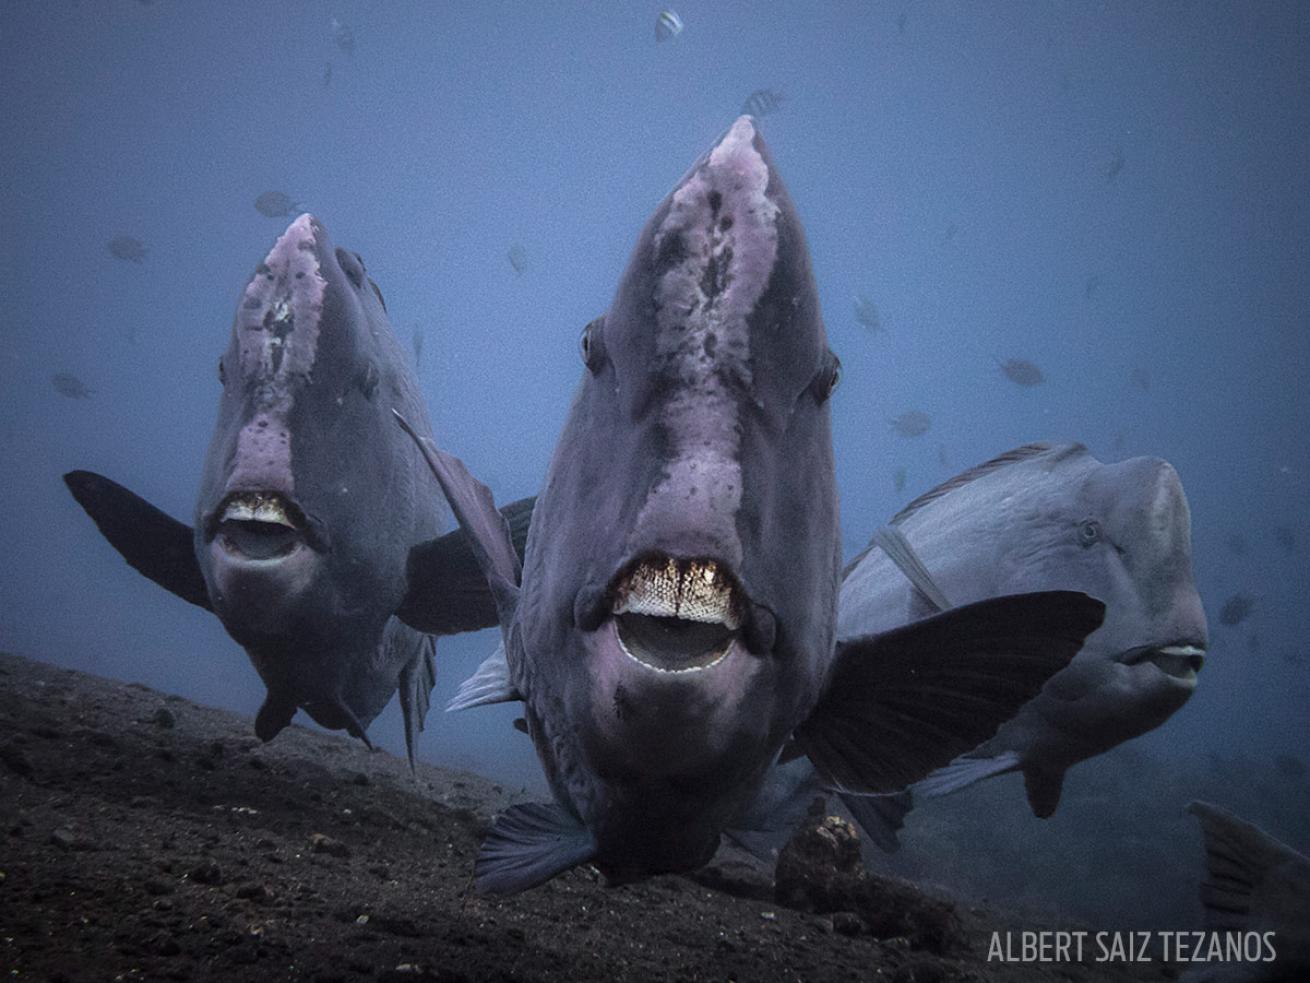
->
<box><xmin>605</xmin><ymin>554</ymin><xmax>754</xmax><ymax>674</ymax></box>
<box><xmin>206</xmin><ymin>491</ymin><xmax>310</xmax><ymax>560</ymax></box>
<box><xmin>1121</xmin><ymin>642</ymin><xmax>1207</xmax><ymax>681</ymax></box>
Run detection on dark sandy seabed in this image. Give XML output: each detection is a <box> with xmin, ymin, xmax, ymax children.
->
<box><xmin>0</xmin><ymin>651</ymin><xmax>1179</xmax><ymax>983</ymax></box>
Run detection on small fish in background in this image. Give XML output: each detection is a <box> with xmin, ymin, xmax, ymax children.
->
<box><xmin>890</xmin><ymin>410</ymin><xmax>931</xmax><ymax>437</ymax></box>
<box><xmin>107</xmin><ymin>236</ymin><xmax>147</xmax><ymax>263</ymax></box>
<box><xmin>52</xmin><ymin>372</ymin><xmax>94</xmax><ymax>399</ymax></box>
<box><xmin>1218</xmin><ymin>592</ymin><xmax>1256</xmax><ymax>627</ymax></box>
<box><xmin>996</xmin><ymin>356</ymin><xmax>1044</xmax><ymax>386</ymax></box>
<box><xmin>1280</xmin><ymin>649</ymin><xmax>1307</xmax><ymax>668</ymax></box>
<box><xmin>897</xmin><ymin>10</ymin><xmax>908</xmax><ymax>34</ymax></box>
<box><xmin>655</xmin><ymin>9</ymin><xmax>683</xmax><ymax>42</ymax></box>
<box><xmin>1224</xmin><ymin>531</ymin><xmax>1248</xmax><ymax>556</ymax></box>
<box><xmin>412</xmin><ymin>327</ymin><xmax>424</xmax><ymax>369</ymax></box>
<box><xmin>1130</xmin><ymin>366</ymin><xmax>1150</xmax><ymax>392</ymax></box>
<box><xmin>1084</xmin><ymin>274</ymin><xmax>1101</xmax><ymax>298</ymax></box>
<box><xmin>742</xmin><ymin>88</ymin><xmax>786</xmax><ymax>117</ymax></box>
<box><xmin>1106</xmin><ymin>145</ymin><xmax>1125</xmax><ymax>183</ymax></box>
<box><xmin>941</xmin><ymin>222</ymin><xmax>958</xmax><ymax>244</ymax></box>
<box><xmin>507</xmin><ymin>243</ymin><xmax>528</xmax><ymax>275</ymax></box>
<box><xmin>1186</xmin><ymin>802</ymin><xmax>1310</xmax><ymax>981</ymax></box>
<box><xmin>322</xmin><ymin>62</ymin><xmax>333</xmax><ymax>87</ymax></box>
<box><xmin>1274</xmin><ymin>754</ymin><xmax>1307</xmax><ymax>781</ymax></box>
<box><xmin>330</xmin><ymin>17</ymin><xmax>354</xmax><ymax>56</ymax></box>
<box><xmin>892</xmin><ymin>466</ymin><xmax>906</xmax><ymax>494</ymax></box>
<box><xmin>254</xmin><ymin>191</ymin><xmax>303</xmax><ymax>219</ymax></box>
<box><xmin>1246</xmin><ymin>631</ymin><xmax>1260</xmax><ymax>655</ymax></box>
<box><xmin>1273</xmin><ymin>524</ymin><xmax>1297</xmax><ymax>554</ymax></box>
<box><xmin>1113</xmin><ymin>431</ymin><xmax>1127</xmax><ymax>451</ymax></box>
<box><xmin>853</xmin><ymin>293</ymin><xmax>881</xmax><ymax>332</ymax></box>
<box><xmin>936</xmin><ymin>443</ymin><xmax>950</xmax><ymax>469</ymax></box>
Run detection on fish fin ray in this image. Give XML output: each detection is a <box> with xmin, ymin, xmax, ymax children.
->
<box><xmin>837</xmin><ymin>790</ymin><xmax>912</xmax><ymax>854</ymax></box>
<box><xmin>392</xmin><ymin>411</ymin><xmax>520</xmax><ymax>631</ymax></box>
<box><xmin>796</xmin><ymin>591</ymin><xmax>1104</xmax><ymax>794</ymax></box>
<box><xmin>398</xmin><ymin>630</ymin><xmax>437</xmax><ymax>772</ymax></box>
<box><xmin>867</xmin><ymin>525</ymin><xmax>951</xmax><ymax>611</ymax></box>
<box><xmin>1023</xmin><ymin>766</ymin><xmax>1065</xmax><ymax>818</ymax></box>
<box><xmin>63</xmin><ymin>470</ymin><xmax>212</xmax><ymax>611</ymax></box>
<box><xmin>914</xmin><ymin>751</ymin><xmax>1023</xmax><ymax>798</ymax></box>
<box><xmin>447</xmin><ymin>642</ymin><xmax>521</xmax><ymax>712</ymax></box>
<box><xmin>474</xmin><ymin>802</ymin><xmax>597</xmax><ymax>895</ymax></box>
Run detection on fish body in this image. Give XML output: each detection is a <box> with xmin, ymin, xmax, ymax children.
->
<box><xmin>892</xmin><ymin>466</ymin><xmax>906</xmax><ymax>494</ymax></box>
<box><xmin>254</xmin><ymin>191</ymin><xmax>301</xmax><ymax>218</ymax></box>
<box><xmin>64</xmin><ymin>215</ymin><xmax>516</xmax><ymax>764</ymax></box>
<box><xmin>507</xmin><ymin>243</ymin><xmax>528</xmax><ymax>275</ymax></box>
<box><xmin>107</xmin><ymin>236</ymin><xmax>147</xmax><ymax>262</ymax></box>
<box><xmin>1106</xmin><ymin>146</ymin><xmax>1125</xmax><ymax>183</ymax></box>
<box><xmin>655</xmin><ymin>9</ymin><xmax>683</xmax><ymax>41</ymax></box>
<box><xmin>331</xmin><ymin>17</ymin><xmax>354</xmax><ymax>56</ymax></box>
<box><xmin>411</xmin><ymin>120</ymin><xmax>1105</xmax><ymax>894</ymax></box>
<box><xmin>51</xmin><ymin>372</ymin><xmax>94</xmax><ymax>399</ymax></box>
<box><xmin>1184</xmin><ymin>802</ymin><xmax>1310</xmax><ymax>981</ymax></box>
<box><xmin>840</xmin><ymin>442</ymin><xmax>1207</xmax><ymax>819</ymax></box>
<box><xmin>890</xmin><ymin>410</ymin><xmax>931</xmax><ymax>437</ymax></box>
<box><xmin>741</xmin><ymin>89</ymin><xmax>786</xmax><ymax>117</ymax></box>
<box><xmin>997</xmin><ymin>357</ymin><xmax>1043</xmax><ymax>386</ymax></box>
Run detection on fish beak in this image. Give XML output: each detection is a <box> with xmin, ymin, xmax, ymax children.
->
<box><xmin>609</xmin><ymin>557</ymin><xmax>747</xmax><ymax>674</ymax></box>
<box><xmin>209</xmin><ymin>491</ymin><xmax>305</xmax><ymax>561</ymax></box>
<box><xmin>1123</xmin><ymin>643</ymin><xmax>1206</xmax><ymax>684</ymax></box>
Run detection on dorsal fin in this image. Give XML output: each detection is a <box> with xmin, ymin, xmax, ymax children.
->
<box><xmin>842</xmin><ymin>443</ymin><xmax>1082</xmax><ymax>579</ymax></box>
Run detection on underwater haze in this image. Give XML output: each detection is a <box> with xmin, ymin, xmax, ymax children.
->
<box><xmin>2</xmin><ymin>0</ymin><xmax>1307</xmax><ymax>931</ymax></box>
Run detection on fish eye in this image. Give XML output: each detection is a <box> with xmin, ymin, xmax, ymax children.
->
<box><xmin>579</xmin><ymin>316</ymin><xmax>605</xmax><ymax>372</ymax></box>
<box><xmin>218</xmin><ymin>359</ymin><xmax>226</xmax><ymax>386</ymax></box>
<box><xmin>812</xmin><ymin>351</ymin><xmax>841</xmax><ymax>402</ymax></box>
<box><xmin>579</xmin><ymin>324</ymin><xmax>590</xmax><ymax>363</ymax></box>
<box><xmin>1077</xmin><ymin>519</ymin><xmax>1101</xmax><ymax>547</ymax></box>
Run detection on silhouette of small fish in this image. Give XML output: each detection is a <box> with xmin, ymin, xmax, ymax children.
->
<box><xmin>331</xmin><ymin>17</ymin><xmax>354</xmax><ymax>56</ymax></box>
<box><xmin>254</xmin><ymin>191</ymin><xmax>302</xmax><ymax>219</ymax></box>
<box><xmin>890</xmin><ymin>410</ymin><xmax>931</xmax><ymax>437</ymax></box>
<box><xmin>655</xmin><ymin>9</ymin><xmax>683</xmax><ymax>42</ymax></box>
<box><xmin>107</xmin><ymin>236</ymin><xmax>147</xmax><ymax>263</ymax></box>
<box><xmin>742</xmin><ymin>89</ymin><xmax>786</xmax><ymax>117</ymax></box>
<box><xmin>892</xmin><ymin>467</ymin><xmax>906</xmax><ymax>494</ymax></box>
<box><xmin>997</xmin><ymin>357</ymin><xmax>1043</xmax><ymax>386</ymax></box>
<box><xmin>52</xmin><ymin>372</ymin><xmax>94</xmax><ymax>399</ymax></box>
<box><xmin>507</xmin><ymin>243</ymin><xmax>528</xmax><ymax>275</ymax></box>
<box><xmin>1085</xmin><ymin>275</ymin><xmax>1101</xmax><ymax>299</ymax></box>
<box><xmin>1273</xmin><ymin>525</ymin><xmax>1297</xmax><ymax>555</ymax></box>
<box><xmin>1218</xmin><ymin>592</ymin><xmax>1255</xmax><ymax>627</ymax></box>
<box><xmin>1106</xmin><ymin>146</ymin><xmax>1124</xmax><ymax>183</ymax></box>
<box><xmin>853</xmin><ymin>294</ymin><xmax>881</xmax><ymax>332</ymax></box>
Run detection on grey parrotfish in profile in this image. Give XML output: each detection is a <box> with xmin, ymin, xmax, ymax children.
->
<box><xmin>839</xmin><ymin>442</ymin><xmax>1207</xmax><ymax>821</ymax></box>
<box><xmin>1184</xmin><ymin>801</ymin><xmax>1310</xmax><ymax>982</ymax></box>
<box><xmin>397</xmin><ymin>117</ymin><xmax>1105</xmax><ymax>894</ymax></box>
<box><xmin>62</xmin><ymin>214</ymin><xmax>530</xmax><ymax>765</ymax></box>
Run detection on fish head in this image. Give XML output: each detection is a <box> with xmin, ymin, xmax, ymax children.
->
<box><xmin>1057</xmin><ymin>454</ymin><xmax>1208</xmax><ymax>727</ymax></box>
<box><xmin>195</xmin><ymin>214</ymin><xmax>431</xmax><ymax>717</ymax></box>
<box><xmin>525</xmin><ymin>117</ymin><xmax>840</xmax><ymax>866</ymax></box>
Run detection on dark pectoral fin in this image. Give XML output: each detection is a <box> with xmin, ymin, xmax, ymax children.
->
<box><xmin>255</xmin><ymin>692</ymin><xmax>297</xmax><ymax>742</ymax></box>
<box><xmin>397</xmin><ymin>496</ymin><xmax>537</xmax><ymax>636</ymax></box>
<box><xmin>63</xmin><ymin>470</ymin><xmax>212</xmax><ymax>611</ymax></box>
<box><xmin>1023</xmin><ymin>766</ymin><xmax>1065</xmax><ymax>818</ymax></box>
<box><xmin>393</xmin><ymin>412</ymin><xmax>520</xmax><ymax>630</ymax></box>
<box><xmin>838</xmin><ymin>790</ymin><xmax>913</xmax><ymax>854</ymax></box>
<box><xmin>398</xmin><ymin>632</ymin><xmax>438</xmax><ymax>772</ymax></box>
<box><xmin>474</xmin><ymin>802</ymin><xmax>597</xmax><ymax>895</ymax></box>
<box><xmin>796</xmin><ymin>590</ymin><xmax>1105</xmax><ymax>794</ymax></box>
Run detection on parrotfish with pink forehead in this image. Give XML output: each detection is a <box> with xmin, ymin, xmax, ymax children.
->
<box><xmin>397</xmin><ymin>117</ymin><xmax>1106</xmax><ymax>893</ymax></box>
<box><xmin>64</xmin><ymin>215</ymin><xmax>528</xmax><ymax>765</ymax></box>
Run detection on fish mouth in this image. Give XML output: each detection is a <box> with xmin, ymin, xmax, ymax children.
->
<box><xmin>1123</xmin><ymin>643</ymin><xmax>1206</xmax><ymax>682</ymax></box>
<box><xmin>610</xmin><ymin>556</ymin><xmax>744</xmax><ymax>674</ymax></box>
<box><xmin>211</xmin><ymin>492</ymin><xmax>306</xmax><ymax>561</ymax></box>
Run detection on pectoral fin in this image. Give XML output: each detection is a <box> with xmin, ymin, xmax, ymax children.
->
<box><xmin>447</xmin><ymin>641</ymin><xmax>520</xmax><ymax>712</ymax></box>
<box><xmin>475</xmin><ymin>802</ymin><xmax>597</xmax><ymax>895</ymax></box>
<box><xmin>398</xmin><ymin>497</ymin><xmax>535</xmax><ymax>635</ymax></box>
<box><xmin>63</xmin><ymin>470</ymin><xmax>212</xmax><ymax>611</ymax></box>
<box><xmin>796</xmin><ymin>590</ymin><xmax>1105</xmax><ymax>794</ymax></box>
<box><xmin>393</xmin><ymin>411</ymin><xmax>520</xmax><ymax>632</ymax></box>
<box><xmin>1023</xmin><ymin>766</ymin><xmax>1065</xmax><ymax>818</ymax></box>
<box><xmin>914</xmin><ymin>751</ymin><xmax>1023</xmax><ymax>799</ymax></box>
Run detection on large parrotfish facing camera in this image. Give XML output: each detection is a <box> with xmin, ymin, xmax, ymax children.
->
<box><xmin>396</xmin><ymin>117</ymin><xmax>1106</xmax><ymax>893</ymax></box>
<box><xmin>64</xmin><ymin>214</ymin><xmax>529</xmax><ymax>764</ymax></box>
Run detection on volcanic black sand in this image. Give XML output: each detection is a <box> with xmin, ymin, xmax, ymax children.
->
<box><xmin>0</xmin><ymin>651</ymin><xmax>1178</xmax><ymax>982</ymax></box>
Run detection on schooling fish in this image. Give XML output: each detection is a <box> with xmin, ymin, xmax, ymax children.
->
<box><xmin>63</xmin><ymin>215</ymin><xmax>528</xmax><ymax>765</ymax></box>
<box><xmin>254</xmin><ymin>191</ymin><xmax>302</xmax><ymax>219</ymax></box>
<box><xmin>402</xmin><ymin>118</ymin><xmax>1104</xmax><ymax>894</ymax></box>
<box><xmin>1219</xmin><ymin>592</ymin><xmax>1256</xmax><ymax>627</ymax></box>
<box><xmin>107</xmin><ymin>236</ymin><xmax>147</xmax><ymax>263</ymax></box>
<box><xmin>1185</xmin><ymin>802</ymin><xmax>1310</xmax><ymax>981</ymax></box>
<box><xmin>840</xmin><ymin>442</ymin><xmax>1207</xmax><ymax>820</ymax></box>
<box><xmin>996</xmin><ymin>356</ymin><xmax>1044</xmax><ymax>386</ymax></box>
<box><xmin>51</xmin><ymin>372</ymin><xmax>94</xmax><ymax>399</ymax></box>
<box><xmin>655</xmin><ymin>9</ymin><xmax>683</xmax><ymax>42</ymax></box>
<box><xmin>890</xmin><ymin>409</ymin><xmax>931</xmax><ymax>437</ymax></box>
<box><xmin>741</xmin><ymin>89</ymin><xmax>786</xmax><ymax>117</ymax></box>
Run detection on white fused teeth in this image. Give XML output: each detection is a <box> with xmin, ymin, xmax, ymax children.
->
<box><xmin>221</xmin><ymin>493</ymin><xmax>296</xmax><ymax>528</ymax></box>
<box><xmin>613</xmin><ymin>557</ymin><xmax>741</xmax><ymax>629</ymax></box>
<box><xmin>1155</xmin><ymin>644</ymin><xmax>1206</xmax><ymax>658</ymax></box>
